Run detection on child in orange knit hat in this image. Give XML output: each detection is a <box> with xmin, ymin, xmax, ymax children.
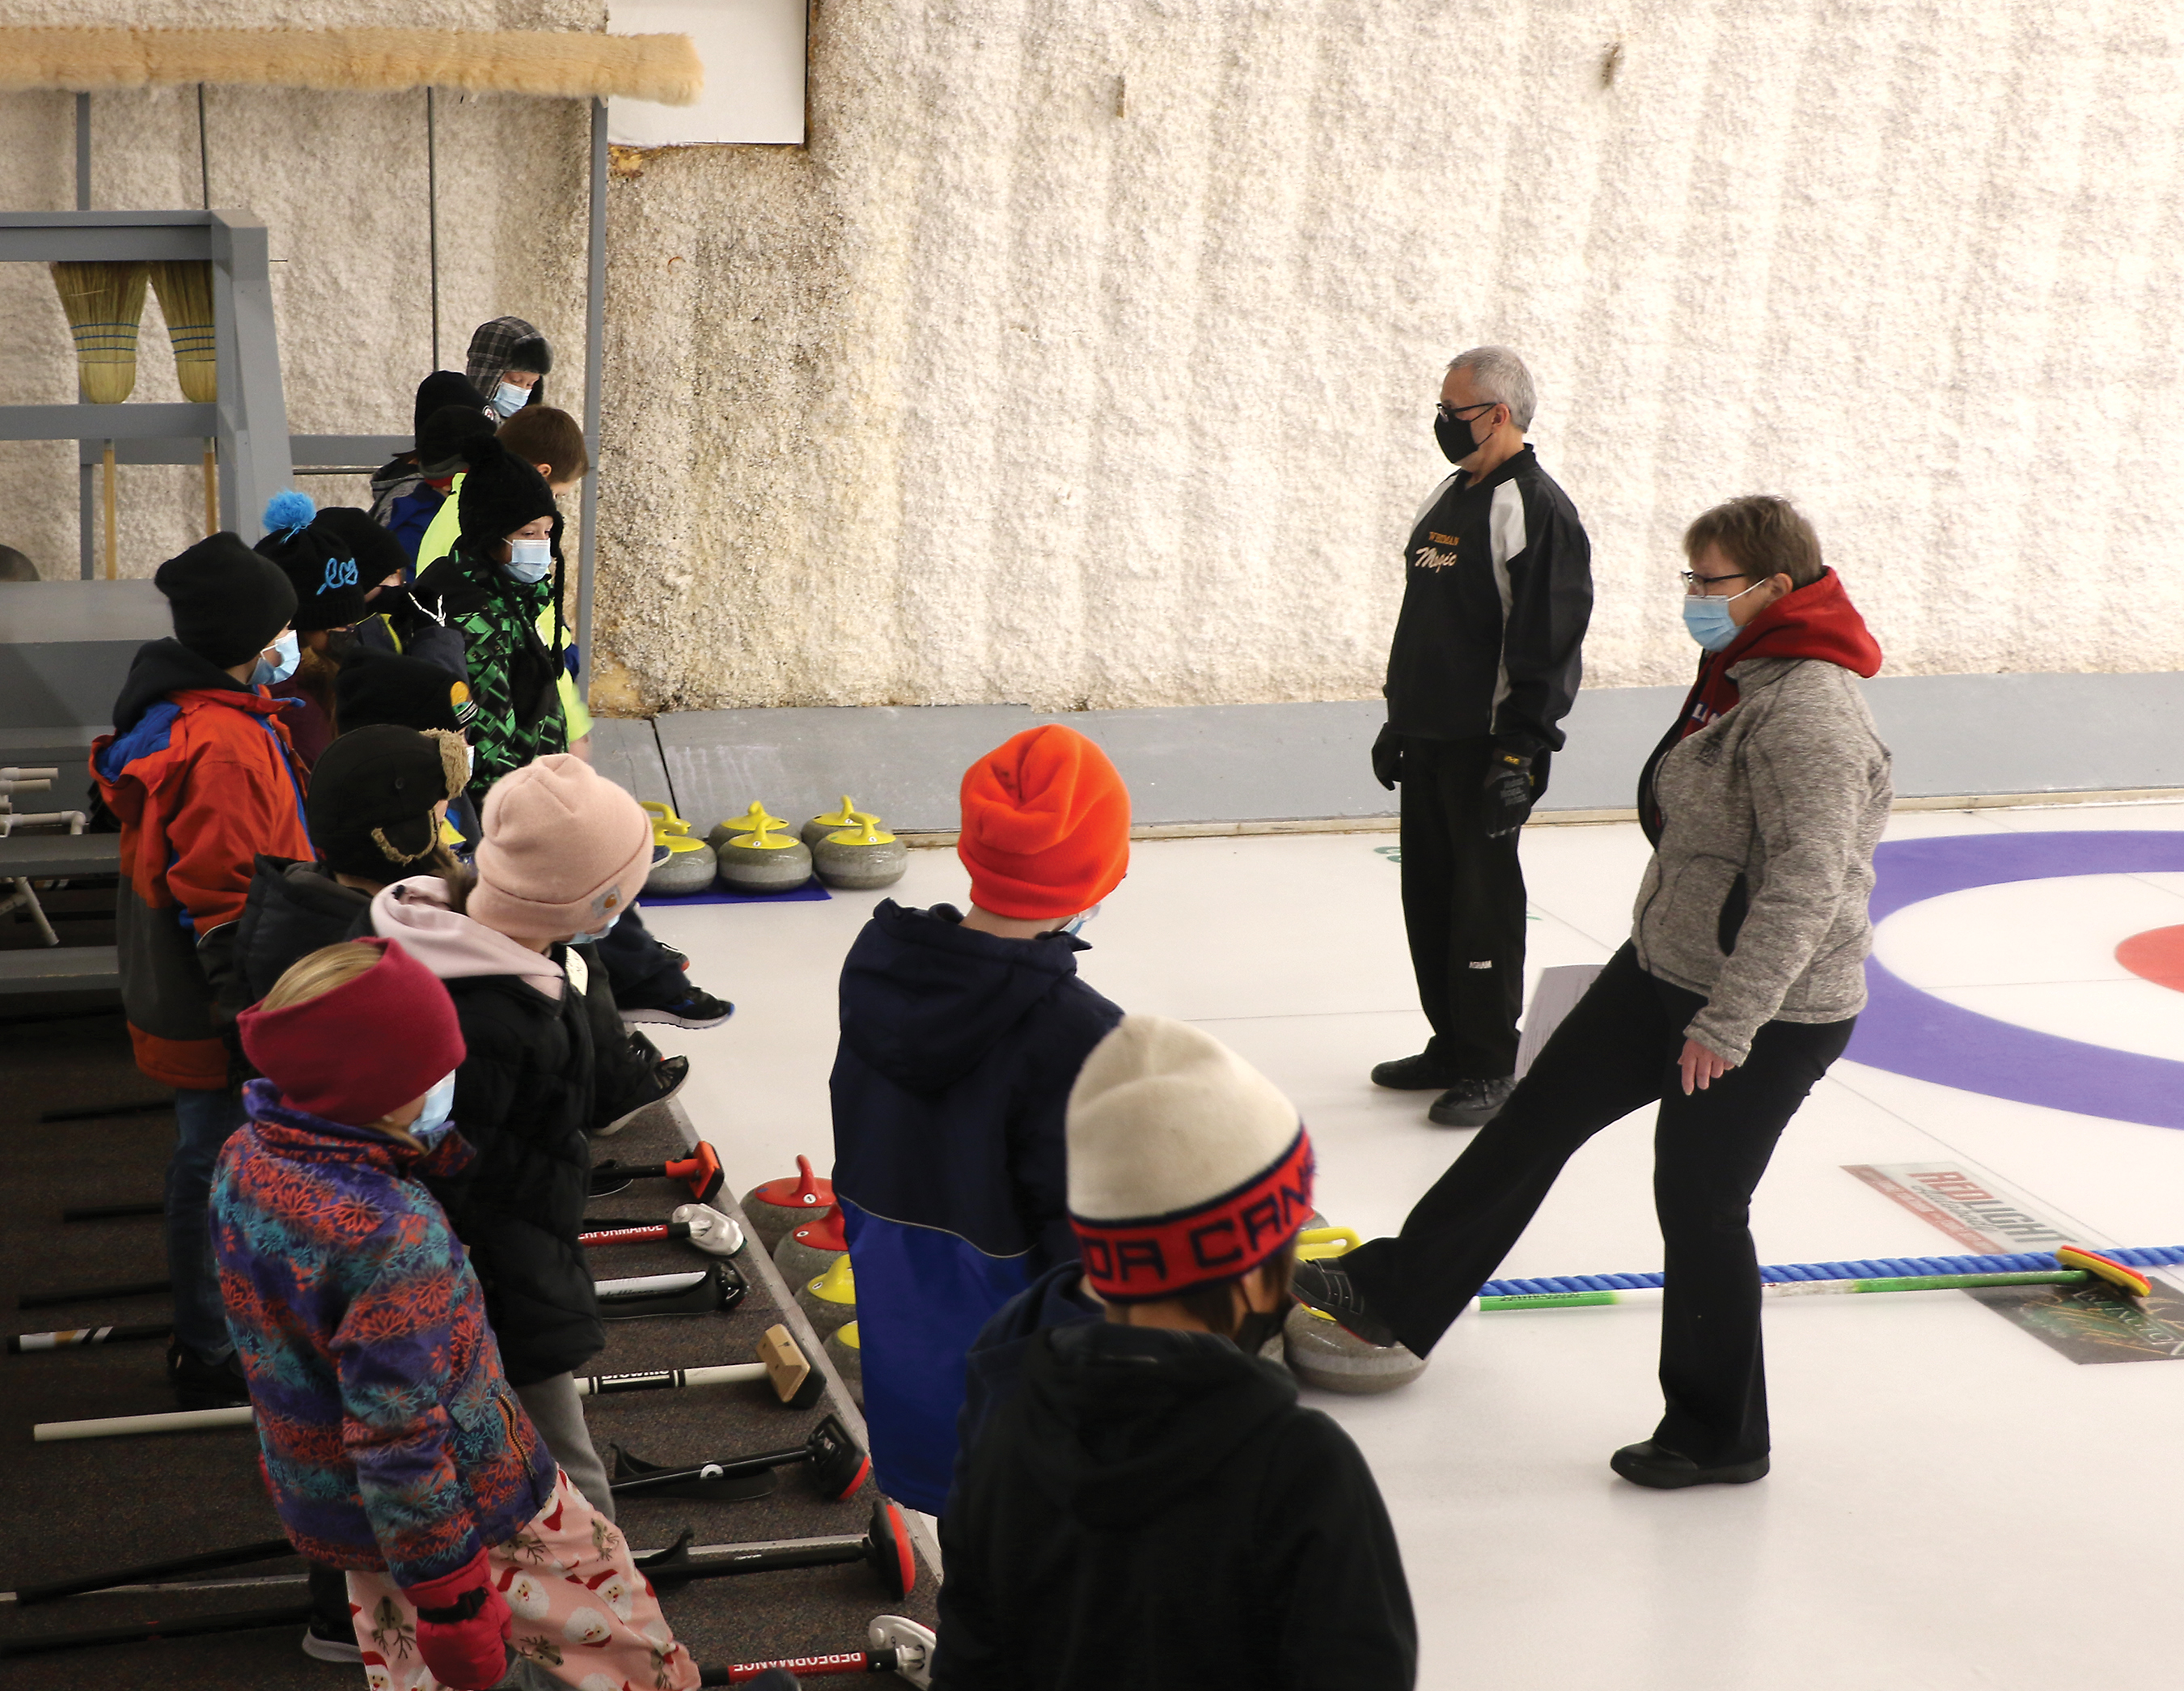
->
<box><xmin>828</xmin><ymin>724</ymin><xmax>1131</xmax><ymax>1515</ymax></box>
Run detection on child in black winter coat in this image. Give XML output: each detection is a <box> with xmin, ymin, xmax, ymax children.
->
<box><xmin>370</xmin><ymin>753</ymin><xmax>674</xmax><ymax>1518</ymax></box>
<box><xmin>935</xmin><ymin>1017</ymin><xmax>1416</xmax><ymax>1691</ymax></box>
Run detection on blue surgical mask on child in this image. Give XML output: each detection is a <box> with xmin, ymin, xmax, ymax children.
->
<box><xmin>251</xmin><ymin>629</ymin><xmax>300</xmax><ymax>686</ymax></box>
<box><xmin>409</xmin><ymin>1070</ymin><xmax>459</xmax><ymax>1143</ymax></box>
<box><xmin>505</xmin><ymin>538</ymin><xmax>552</xmax><ymax>584</ymax></box>
<box><xmin>577</xmin><ymin>905</ymin><xmax>626</xmax><ymax>943</ymax></box>
<box><xmin>1060</xmin><ymin>903</ymin><xmax>1103</xmax><ymax>937</ymax></box>
<box><xmin>492</xmin><ymin>380</ymin><xmax>529</xmax><ymax>417</ymax></box>
<box><xmin>1680</xmin><ymin>582</ymin><xmax>1766</xmax><ymax>653</ymax></box>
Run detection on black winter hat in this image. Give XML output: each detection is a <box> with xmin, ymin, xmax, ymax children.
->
<box><xmin>311</xmin><ymin>507</ymin><xmax>411</xmax><ymax>593</ymax></box>
<box><xmin>335</xmin><ymin>648</ymin><xmax>477</xmax><ymax>735</ymax></box>
<box><xmin>255</xmin><ymin>494</ymin><xmax>370</xmax><ymax>634</ymax></box>
<box><xmin>417</xmin><ymin>404</ymin><xmax>497</xmax><ymax>479</ymax></box>
<box><xmin>154</xmin><ymin>532</ymin><xmax>297</xmax><ymax>668</ymax></box>
<box><xmin>413</xmin><ymin>370</ymin><xmax>491</xmax><ymax>440</ymax></box>
<box><xmin>307</xmin><ymin>723</ymin><xmax>467</xmax><ymax>882</ymax></box>
<box><xmin>456</xmin><ymin>437</ymin><xmax>560</xmax><ymax>558</ymax></box>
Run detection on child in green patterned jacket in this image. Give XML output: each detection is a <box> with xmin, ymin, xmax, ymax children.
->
<box><xmin>413</xmin><ymin>436</ymin><xmax>568</xmax><ymax>802</ymax></box>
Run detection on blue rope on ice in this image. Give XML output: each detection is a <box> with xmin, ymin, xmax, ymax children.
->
<box><xmin>1477</xmin><ymin>1244</ymin><xmax>2184</xmax><ymax>1299</ymax></box>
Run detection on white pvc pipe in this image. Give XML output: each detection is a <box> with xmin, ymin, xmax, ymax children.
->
<box><xmin>37</xmin><ymin>1359</ymin><xmax>775</xmax><ymax>1440</ymax></box>
<box><xmin>36</xmin><ymin>1405</ymin><xmax>253</xmax><ymax>1442</ymax></box>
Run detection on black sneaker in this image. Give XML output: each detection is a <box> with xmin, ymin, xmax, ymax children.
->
<box><xmin>1369</xmin><ymin>1052</ymin><xmax>1464</xmax><ymax>1091</ymax></box>
<box><xmin>597</xmin><ymin>1054</ymin><xmax>692</xmax><ymax>1138</ymax></box>
<box><xmin>1428</xmin><ymin>1076</ymin><xmax>1516</xmax><ymax>1127</ymax></box>
<box><xmin>622</xmin><ymin>985</ymin><xmax>735</xmax><ymax>1030</ymax></box>
<box><xmin>1610</xmin><ymin>1440</ymin><xmax>1770</xmax><ymax>1489</ymax></box>
<box><xmin>1291</xmin><ymin>1258</ymin><xmax>1399</xmax><ymax>1349</ymax></box>
<box><xmin>167</xmin><ymin>1341</ymin><xmax>250</xmax><ymax>1410</ymax></box>
<box><xmin>300</xmin><ymin>1617</ymin><xmax>363</xmax><ymax>1663</ymax></box>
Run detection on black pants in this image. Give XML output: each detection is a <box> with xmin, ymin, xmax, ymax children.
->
<box><xmin>1344</xmin><ymin>943</ymin><xmax>1855</xmax><ymax>1464</ymax></box>
<box><xmin>596</xmin><ymin>905</ymin><xmax>687</xmax><ymax>1007</ymax></box>
<box><xmin>1398</xmin><ymin>735</ymin><xmax>1531</xmax><ymax>1078</ymax></box>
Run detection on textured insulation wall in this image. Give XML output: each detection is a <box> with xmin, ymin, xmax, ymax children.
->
<box><xmin>593</xmin><ymin>0</ymin><xmax>2184</xmax><ymax>713</ymax></box>
<box><xmin>5</xmin><ymin>2</ymin><xmax>2182</xmax><ymax>718</ymax></box>
<box><xmin>0</xmin><ymin>0</ymin><xmax>598</xmax><ymax>586</ymax></box>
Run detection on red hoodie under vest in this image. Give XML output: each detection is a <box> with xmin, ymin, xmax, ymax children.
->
<box><xmin>1640</xmin><ymin>568</ymin><xmax>1881</xmax><ymax>841</ymax></box>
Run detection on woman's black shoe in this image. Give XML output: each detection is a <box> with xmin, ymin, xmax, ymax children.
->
<box><xmin>1428</xmin><ymin>1076</ymin><xmax>1515</xmax><ymax>1126</ymax></box>
<box><xmin>1610</xmin><ymin>1440</ymin><xmax>1769</xmax><ymax>1489</ymax></box>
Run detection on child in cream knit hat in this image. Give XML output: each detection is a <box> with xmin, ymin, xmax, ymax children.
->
<box><xmin>931</xmin><ymin>1016</ymin><xmax>1416</xmax><ymax>1691</ymax></box>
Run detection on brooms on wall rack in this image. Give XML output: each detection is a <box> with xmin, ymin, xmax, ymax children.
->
<box><xmin>48</xmin><ymin>259</ymin><xmax>144</xmax><ymax>576</ymax></box>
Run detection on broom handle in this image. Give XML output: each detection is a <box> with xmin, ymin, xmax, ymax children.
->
<box><xmin>201</xmin><ymin>442</ymin><xmax>216</xmax><ymax>536</ymax></box>
<box><xmin>102</xmin><ymin>441</ymin><xmax>116</xmax><ymax>579</ymax></box>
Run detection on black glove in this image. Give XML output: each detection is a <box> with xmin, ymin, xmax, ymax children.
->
<box><xmin>1371</xmin><ymin>726</ymin><xmax>1403</xmax><ymax>791</ymax></box>
<box><xmin>1482</xmin><ymin>748</ymin><xmax>1535</xmax><ymax>838</ymax></box>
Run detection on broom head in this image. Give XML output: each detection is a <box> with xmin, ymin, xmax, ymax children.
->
<box><xmin>150</xmin><ymin>261</ymin><xmax>217</xmax><ymax>403</ymax></box>
<box><xmin>50</xmin><ymin>261</ymin><xmax>148</xmax><ymax>405</ymax></box>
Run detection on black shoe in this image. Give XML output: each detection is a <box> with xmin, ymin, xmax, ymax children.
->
<box><xmin>167</xmin><ymin>1341</ymin><xmax>250</xmax><ymax>1410</ymax></box>
<box><xmin>1369</xmin><ymin>1052</ymin><xmax>1465</xmax><ymax>1091</ymax></box>
<box><xmin>1428</xmin><ymin>1076</ymin><xmax>1516</xmax><ymax>1127</ymax></box>
<box><xmin>1609</xmin><ymin>1440</ymin><xmax>1770</xmax><ymax>1489</ymax></box>
<box><xmin>300</xmin><ymin>1617</ymin><xmax>363</xmax><ymax>1663</ymax></box>
<box><xmin>622</xmin><ymin>985</ymin><xmax>735</xmax><ymax>1030</ymax></box>
<box><xmin>597</xmin><ymin>1055</ymin><xmax>692</xmax><ymax>1138</ymax></box>
<box><xmin>1291</xmin><ymin>1257</ymin><xmax>1399</xmax><ymax>1349</ymax></box>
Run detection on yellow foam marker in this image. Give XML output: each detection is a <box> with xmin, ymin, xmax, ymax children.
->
<box><xmin>807</xmin><ymin>1254</ymin><xmax>857</xmax><ymax>1305</ymax></box>
<box><xmin>1295</xmin><ymin>1226</ymin><xmax>1362</xmax><ymax>1263</ymax></box>
<box><xmin>2056</xmin><ymin>1244</ymin><xmax>2152</xmax><ymax>1299</ymax></box>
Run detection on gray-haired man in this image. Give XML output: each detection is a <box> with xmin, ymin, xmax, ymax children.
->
<box><xmin>1371</xmin><ymin>346</ymin><xmax>1594</xmax><ymax>1125</ymax></box>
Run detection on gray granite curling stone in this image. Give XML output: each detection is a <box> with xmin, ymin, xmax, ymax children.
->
<box><xmin>812</xmin><ymin>819</ymin><xmax>908</xmax><ymax>891</ymax></box>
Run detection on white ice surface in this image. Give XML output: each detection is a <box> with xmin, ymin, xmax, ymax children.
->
<box><xmin>639</xmin><ymin>807</ymin><xmax>2184</xmax><ymax>1691</ymax></box>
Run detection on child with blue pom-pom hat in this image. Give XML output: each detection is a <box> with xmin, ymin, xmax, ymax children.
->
<box><xmin>255</xmin><ymin>492</ymin><xmax>409</xmax><ymax>766</ymax></box>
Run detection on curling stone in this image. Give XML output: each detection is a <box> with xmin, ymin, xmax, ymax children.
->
<box><xmin>716</xmin><ymin>816</ymin><xmax>813</xmax><ymax>894</ymax></box>
<box><xmin>796</xmin><ymin>1252</ymin><xmax>857</xmax><ymax>1338</ymax></box>
<box><xmin>801</xmin><ymin>795</ymin><xmax>881</xmax><ymax>849</ymax></box>
<box><xmin>645</xmin><ymin>837</ymin><xmax>717</xmax><ymax>895</ymax></box>
<box><xmin>707</xmin><ymin>801</ymin><xmax>788</xmax><ymax>851</ymax></box>
<box><xmin>739</xmin><ymin>1154</ymin><xmax>834</xmax><ymax>1253</ymax></box>
<box><xmin>773</xmin><ymin>1204</ymin><xmax>849</xmax><ymax>1288</ymax></box>
<box><xmin>825</xmin><ymin>1320</ymin><xmax>864</xmax><ymax>1405</ymax></box>
<box><xmin>813</xmin><ymin>817</ymin><xmax>908</xmax><ymax>892</ymax></box>
<box><xmin>1281</xmin><ymin>1301</ymin><xmax>1427</xmax><ymax>1395</ymax></box>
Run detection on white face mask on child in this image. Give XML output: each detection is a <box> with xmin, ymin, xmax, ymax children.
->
<box><xmin>505</xmin><ymin>538</ymin><xmax>552</xmax><ymax>584</ymax></box>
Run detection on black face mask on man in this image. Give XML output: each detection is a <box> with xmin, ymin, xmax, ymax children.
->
<box><xmin>1433</xmin><ymin>401</ymin><xmax>1498</xmax><ymax>466</ymax></box>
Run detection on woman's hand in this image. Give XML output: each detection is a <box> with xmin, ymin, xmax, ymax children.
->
<box><xmin>1678</xmin><ymin>1038</ymin><xmax>1734</xmax><ymax>1096</ymax></box>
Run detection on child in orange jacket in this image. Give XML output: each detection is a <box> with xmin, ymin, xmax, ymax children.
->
<box><xmin>91</xmin><ymin>532</ymin><xmax>311</xmax><ymax>1409</ymax></box>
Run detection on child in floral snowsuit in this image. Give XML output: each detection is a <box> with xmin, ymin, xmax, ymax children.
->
<box><xmin>211</xmin><ymin>937</ymin><xmax>696</xmax><ymax>1691</ymax></box>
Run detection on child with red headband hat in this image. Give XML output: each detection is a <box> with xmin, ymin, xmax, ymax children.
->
<box><xmin>211</xmin><ymin>938</ymin><xmax>696</xmax><ymax>1691</ymax></box>
<box><xmin>829</xmin><ymin>723</ymin><xmax>1130</xmax><ymax>1516</ymax></box>
<box><xmin>932</xmin><ymin>1017</ymin><xmax>1416</xmax><ymax>1690</ymax></box>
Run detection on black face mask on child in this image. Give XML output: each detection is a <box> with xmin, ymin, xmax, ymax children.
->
<box><xmin>1230</xmin><ymin>1295</ymin><xmax>1293</xmax><ymax>1360</ymax></box>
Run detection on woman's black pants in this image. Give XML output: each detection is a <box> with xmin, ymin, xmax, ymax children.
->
<box><xmin>1342</xmin><ymin>943</ymin><xmax>1856</xmax><ymax>1465</ymax></box>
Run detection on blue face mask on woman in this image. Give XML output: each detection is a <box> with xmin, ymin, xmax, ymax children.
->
<box><xmin>1680</xmin><ymin>582</ymin><xmax>1766</xmax><ymax>653</ymax></box>
<box><xmin>251</xmin><ymin>629</ymin><xmax>300</xmax><ymax>686</ymax></box>
<box><xmin>505</xmin><ymin>537</ymin><xmax>552</xmax><ymax>584</ymax></box>
<box><xmin>492</xmin><ymin>379</ymin><xmax>530</xmax><ymax>418</ymax></box>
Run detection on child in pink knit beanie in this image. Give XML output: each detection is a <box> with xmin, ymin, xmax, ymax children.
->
<box><xmin>370</xmin><ymin>754</ymin><xmax>675</xmax><ymax>1517</ymax></box>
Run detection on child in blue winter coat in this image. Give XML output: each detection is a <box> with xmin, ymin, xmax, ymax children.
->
<box><xmin>829</xmin><ymin>724</ymin><xmax>1131</xmax><ymax>1515</ymax></box>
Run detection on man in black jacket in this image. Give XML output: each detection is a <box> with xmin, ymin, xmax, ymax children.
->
<box><xmin>1373</xmin><ymin>345</ymin><xmax>1593</xmax><ymax>1126</ymax></box>
<box><xmin>935</xmin><ymin>1017</ymin><xmax>1415</xmax><ymax>1691</ymax></box>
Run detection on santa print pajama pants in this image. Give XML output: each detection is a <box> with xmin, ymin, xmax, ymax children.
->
<box><xmin>1340</xmin><ymin>943</ymin><xmax>1856</xmax><ymax>1466</ymax></box>
<box><xmin>345</xmin><ymin>1468</ymin><xmax>699</xmax><ymax>1691</ymax></box>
